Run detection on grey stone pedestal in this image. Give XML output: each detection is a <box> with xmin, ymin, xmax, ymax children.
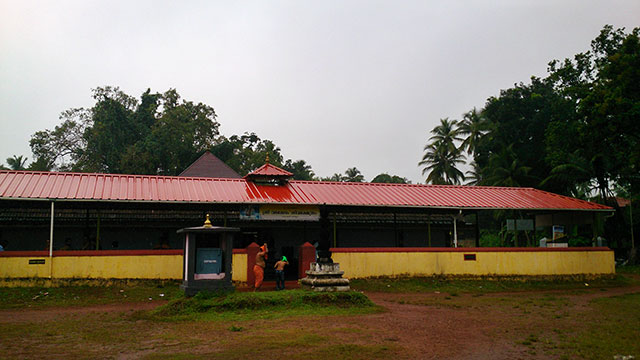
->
<box><xmin>300</xmin><ymin>262</ymin><xmax>350</xmax><ymax>292</ymax></box>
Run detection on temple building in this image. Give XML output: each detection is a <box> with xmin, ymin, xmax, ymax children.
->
<box><xmin>0</xmin><ymin>155</ymin><xmax>615</xmax><ymax>282</ymax></box>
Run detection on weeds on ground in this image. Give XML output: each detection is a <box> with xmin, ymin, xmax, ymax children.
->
<box><xmin>0</xmin><ymin>280</ymin><xmax>182</xmax><ymax>309</ymax></box>
<box><xmin>350</xmin><ymin>274</ymin><xmax>632</xmax><ymax>294</ymax></box>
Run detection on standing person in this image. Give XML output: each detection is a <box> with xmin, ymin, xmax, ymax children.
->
<box><xmin>273</xmin><ymin>256</ymin><xmax>289</xmax><ymax>290</ymax></box>
<box><xmin>253</xmin><ymin>243</ymin><xmax>268</xmax><ymax>291</ymax></box>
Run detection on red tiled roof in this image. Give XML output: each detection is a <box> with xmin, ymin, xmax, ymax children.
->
<box><xmin>244</xmin><ymin>163</ymin><xmax>293</xmax><ymax>178</ymax></box>
<box><xmin>179</xmin><ymin>151</ymin><xmax>241</xmax><ymax>178</ymax></box>
<box><xmin>0</xmin><ymin>170</ymin><xmax>612</xmax><ymax>211</ymax></box>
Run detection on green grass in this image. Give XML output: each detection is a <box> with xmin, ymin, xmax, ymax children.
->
<box><xmin>617</xmin><ymin>264</ymin><xmax>640</xmax><ymax>275</ymax></box>
<box><xmin>0</xmin><ymin>280</ymin><xmax>182</xmax><ymax>309</ymax></box>
<box><xmin>150</xmin><ymin>290</ymin><xmax>379</xmax><ymax>321</ymax></box>
<box><xmin>559</xmin><ymin>293</ymin><xmax>640</xmax><ymax>359</ymax></box>
<box><xmin>350</xmin><ymin>274</ymin><xmax>633</xmax><ymax>294</ymax></box>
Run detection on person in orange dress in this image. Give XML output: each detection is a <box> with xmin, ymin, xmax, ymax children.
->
<box><xmin>253</xmin><ymin>243</ymin><xmax>268</xmax><ymax>291</ymax></box>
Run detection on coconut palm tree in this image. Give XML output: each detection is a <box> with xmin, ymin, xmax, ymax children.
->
<box><xmin>6</xmin><ymin>155</ymin><xmax>27</xmax><ymax>170</ymax></box>
<box><xmin>420</xmin><ymin>143</ymin><xmax>466</xmax><ymax>185</ymax></box>
<box><xmin>428</xmin><ymin>118</ymin><xmax>462</xmax><ymax>153</ymax></box>
<box><xmin>344</xmin><ymin>167</ymin><xmax>364</xmax><ymax>182</ymax></box>
<box><xmin>465</xmin><ymin>161</ymin><xmax>482</xmax><ymax>186</ymax></box>
<box><xmin>420</xmin><ymin>118</ymin><xmax>466</xmax><ymax>185</ymax></box>
<box><xmin>458</xmin><ymin>108</ymin><xmax>489</xmax><ymax>155</ymax></box>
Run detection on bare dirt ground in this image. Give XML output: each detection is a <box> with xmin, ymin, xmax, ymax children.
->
<box><xmin>1</xmin><ymin>282</ymin><xmax>639</xmax><ymax>359</ymax></box>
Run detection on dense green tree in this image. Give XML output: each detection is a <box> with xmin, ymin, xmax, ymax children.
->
<box><xmin>6</xmin><ymin>155</ymin><xmax>28</xmax><ymax>170</ymax></box>
<box><xmin>283</xmin><ymin>159</ymin><xmax>315</xmax><ymax>181</ymax></box>
<box><xmin>371</xmin><ymin>173</ymin><xmax>410</xmax><ymax>184</ymax></box>
<box><xmin>473</xmin><ymin>77</ymin><xmax>574</xmax><ymax>190</ymax></box>
<box><xmin>27</xmin><ymin>157</ymin><xmax>55</xmax><ymax>171</ymax></box>
<box><xmin>30</xmin><ymin>87</ymin><xmax>220</xmax><ymax>175</ymax></box>
<box><xmin>480</xmin><ymin>144</ymin><xmax>536</xmax><ymax>187</ymax></box>
<box><xmin>211</xmin><ymin>133</ymin><xmax>284</xmax><ymax>176</ymax></box>
<box><xmin>545</xmin><ymin>25</ymin><xmax>640</xmax><ymax>198</ymax></box>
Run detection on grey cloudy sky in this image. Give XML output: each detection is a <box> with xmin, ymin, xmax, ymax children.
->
<box><xmin>1</xmin><ymin>1</ymin><xmax>638</xmax><ymax>182</ymax></box>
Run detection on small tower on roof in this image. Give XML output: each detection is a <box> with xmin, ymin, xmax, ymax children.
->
<box><xmin>244</xmin><ymin>155</ymin><xmax>293</xmax><ymax>185</ymax></box>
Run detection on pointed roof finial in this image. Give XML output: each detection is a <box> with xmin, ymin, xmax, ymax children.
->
<box><xmin>203</xmin><ymin>213</ymin><xmax>213</xmax><ymax>228</ymax></box>
<box><xmin>265</xmin><ymin>153</ymin><xmax>270</xmax><ymax>164</ymax></box>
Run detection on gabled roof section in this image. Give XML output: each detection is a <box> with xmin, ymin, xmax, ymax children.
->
<box><xmin>179</xmin><ymin>151</ymin><xmax>241</xmax><ymax>179</ymax></box>
<box><xmin>0</xmin><ymin>170</ymin><xmax>612</xmax><ymax>211</ymax></box>
<box><xmin>244</xmin><ymin>163</ymin><xmax>293</xmax><ymax>178</ymax></box>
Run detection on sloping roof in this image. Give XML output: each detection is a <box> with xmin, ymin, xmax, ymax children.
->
<box><xmin>244</xmin><ymin>163</ymin><xmax>293</xmax><ymax>178</ymax></box>
<box><xmin>613</xmin><ymin>197</ymin><xmax>631</xmax><ymax>207</ymax></box>
<box><xmin>179</xmin><ymin>152</ymin><xmax>241</xmax><ymax>178</ymax></box>
<box><xmin>0</xmin><ymin>170</ymin><xmax>612</xmax><ymax>211</ymax></box>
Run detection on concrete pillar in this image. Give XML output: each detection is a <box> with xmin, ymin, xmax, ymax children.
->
<box><xmin>246</xmin><ymin>242</ymin><xmax>259</xmax><ymax>287</ymax></box>
<box><xmin>299</xmin><ymin>242</ymin><xmax>315</xmax><ymax>279</ymax></box>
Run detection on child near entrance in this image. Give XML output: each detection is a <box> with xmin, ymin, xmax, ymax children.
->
<box><xmin>274</xmin><ymin>256</ymin><xmax>289</xmax><ymax>290</ymax></box>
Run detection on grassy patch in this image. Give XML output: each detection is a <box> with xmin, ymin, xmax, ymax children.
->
<box><xmin>350</xmin><ymin>275</ymin><xmax>632</xmax><ymax>294</ymax></box>
<box><xmin>617</xmin><ymin>264</ymin><xmax>640</xmax><ymax>276</ymax></box>
<box><xmin>150</xmin><ymin>290</ymin><xmax>379</xmax><ymax>321</ymax></box>
<box><xmin>558</xmin><ymin>293</ymin><xmax>640</xmax><ymax>359</ymax></box>
<box><xmin>0</xmin><ymin>280</ymin><xmax>182</xmax><ymax>309</ymax></box>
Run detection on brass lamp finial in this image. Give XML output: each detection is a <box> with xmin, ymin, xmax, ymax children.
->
<box><xmin>265</xmin><ymin>153</ymin><xmax>270</xmax><ymax>164</ymax></box>
<box><xmin>203</xmin><ymin>213</ymin><xmax>213</xmax><ymax>228</ymax></box>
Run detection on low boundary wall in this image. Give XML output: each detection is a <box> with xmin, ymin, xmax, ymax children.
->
<box><xmin>330</xmin><ymin>247</ymin><xmax>615</xmax><ymax>278</ymax></box>
<box><xmin>0</xmin><ymin>250</ymin><xmax>249</xmax><ymax>283</ymax></box>
<box><xmin>0</xmin><ymin>247</ymin><xmax>615</xmax><ymax>283</ymax></box>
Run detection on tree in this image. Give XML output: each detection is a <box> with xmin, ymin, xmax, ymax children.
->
<box><xmin>320</xmin><ymin>167</ymin><xmax>365</xmax><ymax>182</ymax></box>
<box><xmin>6</xmin><ymin>155</ymin><xmax>28</xmax><ymax>170</ymax></box>
<box><xmin>546</xmin><ymin>25</ymin><xmax>640</xmax><ymax>198</ymax></box>
<box><xmin>321</xmin><ymin>173</ymin><xmax>347</xmax><ymax>182</ymax></box>
<box><xmin>458</xmin><ymin>108</ymin><xmax>489</xmax><ymax>155</ymax></box>
<box><xmin>428</xmin><ymin>118</ymin><xmax>462</xmax><ymax>153</ymax></box>
<box><xmin>480</xmin><ymin>144</ymin><xmax>535</xmax><ymax>187</ymax></box>
<box><xmin>420</xmin><ymin>118</ymin><xmax>466</xmax><ymax>185</ymax></box>
<box><xmin>472</xmin><ymin>76</ymin><xmax>575</xmax><ymax>192</ymax></box>
<box><xmin>344</xmin><ymin>167</ymin><xmax>365</xmax><ymax>182</ymax></box>
<box><xmin>29</xmin><ymin>108</ymin><xmax>89</xmax><ymax>171</ymax></box>
<box><xmin>30</xmin><ymin>87</ymin><xmax>220</xmax><ymax>175</ymax></box>
<box><xmin>464</xmin><ymin>162</ymin><xmax>482</xmax><ymax>186</ymax></box>
<box><xmin>371</xmin><ymin>173</ymin><xmax>410</xmax><ymax>184</ymax></box>
<box><xmin>211</xmin><ymin>133</ymin><xmax>284</xmax><ymax>176</ymax></box>
<box><xmin>419</xmin><ymin>143</ymin><xmax>466</xmax><ymax>185</ymax></box>
<box><xmin>283</xmin><ymin>159</ymin><xmax>315</xmax><ymax>181</ymax></box>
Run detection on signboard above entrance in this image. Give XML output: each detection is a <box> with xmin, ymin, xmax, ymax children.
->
<box><xmin>239</xmin><ymin>205</ymin><xmax>320</xmax><ymax>221</ymax></box>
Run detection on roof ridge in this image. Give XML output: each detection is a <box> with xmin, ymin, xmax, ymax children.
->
<box><xmin>0</xmin><ymin>169</ymin><xmax>248</xmax><ymax>182</ymax></box>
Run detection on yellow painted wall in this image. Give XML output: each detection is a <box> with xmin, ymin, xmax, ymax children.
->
<box><xmin>332</xmin><ymin>250</ymin><xmax>615</xmax><ymax>278</ymax></box>
<box><xmin>0</xmin><ymin>251</ymin><xmax>611</xmax><ymax>281</ymax></box>
<box><xmin>232</xmin><ymin>253</ymin><xmax>247</xmax><ymax>283</ymax></box>
<box><xmin>0</xmin><ymin>253</ymin><xmax>249</xmax><ymax>282</ymax></box>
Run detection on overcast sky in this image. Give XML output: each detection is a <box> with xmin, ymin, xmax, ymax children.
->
<box><xmin>0</xmin><ymin>1</ymin><xmax>638</xmax><ymax>182</ymax></box>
